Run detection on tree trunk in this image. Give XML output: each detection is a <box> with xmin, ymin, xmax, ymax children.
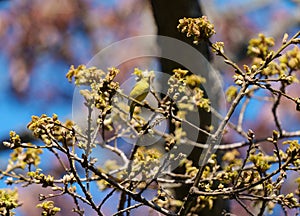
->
<box><xmin>150</xmin><ymin>0</ymin><xmax>229</xmax><ymax>215</ymax></box>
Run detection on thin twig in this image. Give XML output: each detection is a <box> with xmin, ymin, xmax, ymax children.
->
<box><xmin>237</xmin><ymin>96</ymin><xmax>250</xmax><ymax>132</ymax></box>
<box><xmin>113</xmin><ymin>203</ymin><xmax>143</xmax><ymax>216</ymax></box>
<box><xmin>234</xmin><ymin>195</ymin><xmax>255</xmax><ymax>216</ymax></box>
<box><xmin>98</xmin><ymin>188</ymin><xmax>117</xmax><ymax>211</ymax></box>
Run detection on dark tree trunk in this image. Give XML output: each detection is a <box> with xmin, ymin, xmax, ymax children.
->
<box><xmin>150</xmin><ymin>0</ymin><xmax>229</xmax><ymax>215</ymax></box>
<box><xmin>150</xmin><ymin>0</ymin><xmax>211</xmax><ymax>73</ymax></box>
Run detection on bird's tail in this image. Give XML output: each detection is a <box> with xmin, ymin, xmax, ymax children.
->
<box><xmin>129</xmin><ymin>102</ymin><xmax>136</xmax><ymax>120</ymax></box>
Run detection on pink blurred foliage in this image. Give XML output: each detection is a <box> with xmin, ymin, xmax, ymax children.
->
<box><xmin>0</xmin><ymin>1</ymin><xmax>299</xmax><ymax>215</ymax></box>
<box><xmin>0</xmin><ymin>0</ymin><xmax>154</xmax><ymax>97</ymax></box>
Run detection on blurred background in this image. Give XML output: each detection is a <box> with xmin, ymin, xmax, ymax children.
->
<box><xmin>0</xmin><ymin>0</ymin><xmax>299</xmax><ymax>215</ymax></box>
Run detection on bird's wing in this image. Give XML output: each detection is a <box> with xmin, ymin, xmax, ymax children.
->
<box><xmin>129</xmin><ymin>79</ymin><xmax>149</xmax><ymax>102</ymax></box>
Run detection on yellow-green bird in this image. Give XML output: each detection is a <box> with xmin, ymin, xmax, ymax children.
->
<box><xmin>128</xmin><ymin>76</ymin><xmax>150</xmax><ymax>119</ymax></box>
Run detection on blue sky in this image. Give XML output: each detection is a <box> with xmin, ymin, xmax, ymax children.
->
<box><xmin>0</xmin><ymin>0</ymin><xmax>299</xmax><ymax>139</ymax></box>
<box><xmin>0</xmin><ymin>1</ymin><xmax>299</xmax><ymax>215</ymax></box>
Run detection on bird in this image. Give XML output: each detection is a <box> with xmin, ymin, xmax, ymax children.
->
<box><xmin>128</xmin><ymin>76</ymin><xmax>150</xmax><ymax>119</ymax></box>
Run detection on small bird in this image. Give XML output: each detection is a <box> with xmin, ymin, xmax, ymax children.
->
<box><xmin>128</xmin><ymin>76</ymin><xmax>150</xmax><ymax>119</ymax></box>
